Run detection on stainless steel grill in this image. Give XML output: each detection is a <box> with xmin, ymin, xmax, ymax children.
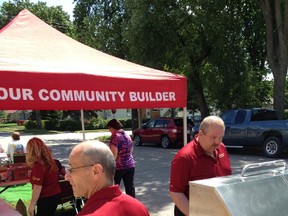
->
<box><xmin>189</xmin><ymin>160</ymin><xmax>288</xmax><ymax>216</ymax></box>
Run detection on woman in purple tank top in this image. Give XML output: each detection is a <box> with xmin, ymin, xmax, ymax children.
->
<box><xmin>107</xmin><ymin>119</ymin><xmax>136</xmax><ymax>198</ymax></box>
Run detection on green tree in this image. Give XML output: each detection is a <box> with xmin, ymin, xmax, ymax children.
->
<box><xmin>123</xmin><ymin>0</ymin><xmax>270</xmax><ymax>116</ymax></box>
<box><xmin>73</xmin><ymin>0</ymin><xmax>127</xmax><ymax>58</ymax></box>
<box><xmin>72</xmin><ymin>0</ymin><xmax>272</xmax><ymax>117</ymax></box>
<box><xmin>0</xmin><ymin>110</ymin><xmax>7</xmax><ymax>122</ymax></box>
<box><xmin>260</xmin><ymin>0</ymin><xmax>288</xmax><ymax>119</ymax></box>
<box><xmin>204</xmin><ymin>1</ymin><xmax>271</xmax><ymax>111</ymax></box>
<box><xmin>73</xmin><ymin>0</ymin><xmax>141</xmax><ymax>124</ymax></box>
<box><xmin>0</xmin><ymin>0</ymin><xmax>74</xmax><ymax>35</ymax></box>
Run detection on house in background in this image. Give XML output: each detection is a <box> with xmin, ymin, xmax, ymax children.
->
<box><xmin>96</xmin><ymin>109</ymin><xmax>132</xmax><ymax>119</ymax></box>
<box><xmin>96</xmin><ymin>108</ymin><xmax>172</xmax><ymax>120</ymax></box>
<box><xmin>140</xmin><ymin>108</ymin><xmax>172</xmax><ymax>119</ymax></box>
<box><xmin>5</xmin><ymin>110</ymin><xmax>31</xmax><ymax>122</ymax></box>
<box><xmin>4</xmin><ymin>108</ymin><xmax>175</xmax><ymax>123</ymax></box>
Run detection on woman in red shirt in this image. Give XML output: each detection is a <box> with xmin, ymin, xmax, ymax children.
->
<box><xmin>26</xmin><ymin>137</ymin><xmax>61</xmax><ymax>216</ymax></box>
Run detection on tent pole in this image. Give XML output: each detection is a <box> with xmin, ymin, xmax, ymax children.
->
<box><xmin>138</xmin><ymin>109</ymin><xmax>141</xmax><ymax>128</ymax></box>
<box><xmin>81</xmin><ymin>109</ymin><xmax>86</xmax><ymax>140</ymax></box>
<box><xmin>183</xmin><ymin>107</ymin><xmax>187</xmax><ymax>145</ymax></box>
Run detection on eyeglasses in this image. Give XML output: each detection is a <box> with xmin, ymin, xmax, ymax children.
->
<box><xmin>66</xmin><ymin>164</ymin><xmax>96</xmax><ymax>174</ymax></box>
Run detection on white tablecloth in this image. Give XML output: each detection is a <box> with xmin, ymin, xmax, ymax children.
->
<box><xmin>0</xmin><ymin>153</ymin><xmax>9</xmax><ymax>166</ymax></box>
<box><xmin>0</xmin><ymin>153</ymin><xmax>7</xmax><ymax>158</ymax></box>
<box><xmin>0</xmin><ymin>198</ymin><xmax>21</xmax><ymax>216</ymax></box>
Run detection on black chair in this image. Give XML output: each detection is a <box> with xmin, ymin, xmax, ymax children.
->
<box><xmin>13</xmin><ymin>154</ymin><xmax>26</xmax><ymax>163</ymax></box>
<box><xmin>16</xmin><ymin>198</ymin><xmax>27</xmax><ymax>216</ymax></box>
<box><xmin>57</xmin><ymin>180</ymin><xmax>84</xmax><ymax>214</ymax></box>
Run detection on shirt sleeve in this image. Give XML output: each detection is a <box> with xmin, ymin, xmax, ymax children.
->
<box><xmin>110</xmin><ymin>133</ymin><xmax>119</xmax><ymax>148</ymax></box>
<box><xmin>170</xmin><ymin>155</ymin><xmax>191</xmax><ymax>193</ymax></box>
<box><xmin>7</xmin><ymin>143</ymin><xmax>15</xmax><ymax>155</ymax></box>
<box><xmin>30</xmin><ymin>162</ymin><xmax>45</xmax><ymax>186</ymax></box>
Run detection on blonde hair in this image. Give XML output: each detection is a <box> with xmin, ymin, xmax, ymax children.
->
<box><xmin>26</xmin><ymin>137</ymin><xmax>56</xmax><ymax>172</ymax></box>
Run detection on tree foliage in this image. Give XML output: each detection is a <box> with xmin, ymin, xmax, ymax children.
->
<box><xmin>1</xmin><ymin>0</ymin><xmax>284</xmax><ymax>120</ymax></box>
<box><xmin>204</xmin><ymin>1</ymin><xmax>271</xmax><ymax>111</ymax></box>
<box><xmin>71</xmin><ymin>0</ymin><xmax>274</xmax><ymax>118</ymax></box>
<box><xmin>0</xmin><ymin>0</ymin><xmax>74</xmax><ymax>35</ymax></box>
<box><xmin>122</xmin><ymin>0</ymin><xmax>272</xmax><ymax>116</ymax></box>
<box><xmin>73</xmin><ymin>0</ymin><xmax>127</xmax><ymax>58</ymax></box>
<box><xmin>0</xmin><ymin>110</ymin><xmax>7</xmax><ymax>122</ymax></box>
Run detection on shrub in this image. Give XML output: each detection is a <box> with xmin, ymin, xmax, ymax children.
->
<box><xmin>39</xmin><ymin>117</ymin><xmax>132</xmax><ymax>131</ymax></box>
<box><xmin>86</xmin><ymin>117</ymin><xmax>108</xmax><ymax>130</ymax></box>
<box><xmin>118</xmin><ymin>118</ymin><xmax>132</xmax><ymax>128</ymax></box>
<box><xmin>97</xmin><ymin>135</ymin><xmax>110</xmax><ymax>143</ymax></box>
<box><xmin>58</xmin><ymin>119</ymin><xmax>82</xmax><ymax>131</ymax></box>
<box><xmin>124</xmin><ymin>118</ymin><xmax>132</xmax><ymax>128</ymax></box>
<box><xmin>24</xmin><ymin>120</ymin><xmax>37</xmax><ymax>129</ymax></box>
<box><xmin>44</xmin><ymin>119</ymin><xmax>60</xmax><ymax>130</ymax></box>
<box><xmin>285</xmin><ymin>110</ymin><xmax>288</xmax><ymax>119</ymax></box>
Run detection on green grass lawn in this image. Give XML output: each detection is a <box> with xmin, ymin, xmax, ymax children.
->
<box><xmin>0</xmin><ymin>122</ymin><xmax>112</xmax><ymax>143</ymax></box>
<box><xmin>0</xmin><ymin>183</ymin><xmax>31</xmax><ymax>206</ymax></box>
<box><xmin>0</xmin><ymin>183</ymin><xmax>77</xmax><ymax>216</ymax></box>
<box><xmin>0</xmin><ymin>122</ymin><xmax>112</xmax><ymax>135</ymax></box>
<box><xmin>0</xmin><ymin>123</ymin><xmax>25</xmax><ymax>132</ymax></box>
<box><xmin>0</xmin><ymin>123</ymin><xmax>59</xmax><ymax>135</ymax></box>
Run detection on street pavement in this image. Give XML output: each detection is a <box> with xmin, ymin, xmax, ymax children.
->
<box><xmin>1</xmin><ymin>132</ymin><xmax>287</xmax><ymax>216</ymax></box>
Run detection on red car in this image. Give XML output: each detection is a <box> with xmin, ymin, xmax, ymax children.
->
<box><xmin>17</xmin><ymin>119</ymin><xmax>26</xmax><ymax>126</ymax></box>
<box><xmin>132</xmin><ymin>117</ymin><xmax>190</xmax><ymax>148</ymax></box>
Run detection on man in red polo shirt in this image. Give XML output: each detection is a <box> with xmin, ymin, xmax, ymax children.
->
<box><xmin>65</xmin><ymin>140</ymin><xmax>149</xmax><ymax>216</ymax></box>
<box><xmin>170</xmin><ymin>116</ymin><xmax>232</xmax><ymax>216</ymax></box>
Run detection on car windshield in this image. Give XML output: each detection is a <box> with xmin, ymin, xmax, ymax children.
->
<box><xmin>173</xmin><ymin>119</ymin><xmax>183</xmax><ymax>126</ymax></box>
<box><xmin>155</xmin><ymin>120</ymin><xmax>169</xmax><ymax>128</ymax></box>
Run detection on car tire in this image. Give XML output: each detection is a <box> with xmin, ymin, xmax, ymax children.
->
<box><xmin>161</xmin><ymin>136</ymin><xmax>170</xmax><ymax>149</ymax></box>
<box><xmin>133</xmin><ymin>134</ymin><xmax>142</xmax><ymax>146</ymax></box>
<box><xmin>262</xmin><ymin>136</ymin><xmax>282</xmax><ymax>158</ymax></box>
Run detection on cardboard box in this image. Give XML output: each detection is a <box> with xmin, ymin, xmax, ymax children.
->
<box><xmin>0</xmin><ymin>171</ymin><xmax>8</xmax><ymax>181</ymax></box>
<box><xmin>11</xmin><ymin>166</ymin><xmax>29</xmax><ymax>181</ymax></box>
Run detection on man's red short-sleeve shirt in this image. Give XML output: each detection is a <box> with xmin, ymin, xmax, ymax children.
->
<box><xmin>77</xmin><ymin>185</ymin><xmax>149</xmax><ymax>216</ymax></box>
<box><xmin>170</xmin><ymin>136</ymin><xmax>232</xmax><ymax>198</ymax></box>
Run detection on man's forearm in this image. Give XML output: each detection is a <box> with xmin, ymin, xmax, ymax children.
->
<box><xmin>170</xmin><ymin>191</ymin><xmax>189</xmax><ymax>216</ymax></box>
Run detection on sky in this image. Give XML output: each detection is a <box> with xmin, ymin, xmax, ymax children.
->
<box><xmin>0</xmin><ymin>0</ymin><xmax>75</xmax><ymax>18</ymax></box>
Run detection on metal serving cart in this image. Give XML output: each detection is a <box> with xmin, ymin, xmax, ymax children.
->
<box><xmin>189</xmin><ymin>160</ymin><xmax>288</xmax><ymax>216</ymax></box>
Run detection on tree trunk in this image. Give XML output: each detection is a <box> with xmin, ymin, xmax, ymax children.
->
<box><xmin>190</xmin><ymin>67</ymin><xmax>210</xmax><ymax>119</ymax></box>
<box><xmin>170</xmin><ymin>108</ymin><xmax>176</xmax><ymax>118</ymax></box>
<box><xmin>260</xmin><ymin>0</ymin><xmax>288</xmax><ymax>119</ymax></box>
<box><xmin>272</xmin><ymin>67</ymin><xmax>286</xmax><ymax>119</ymax></box>
<box><xmin>131</xmin><ymin>109</ymin><xmax>139</xmax><ymax>131</ymax></box>
<box><xmin>35</xmin><ymin>110</ymin><xmax>42</xmax><ymax>129</ymax></box>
